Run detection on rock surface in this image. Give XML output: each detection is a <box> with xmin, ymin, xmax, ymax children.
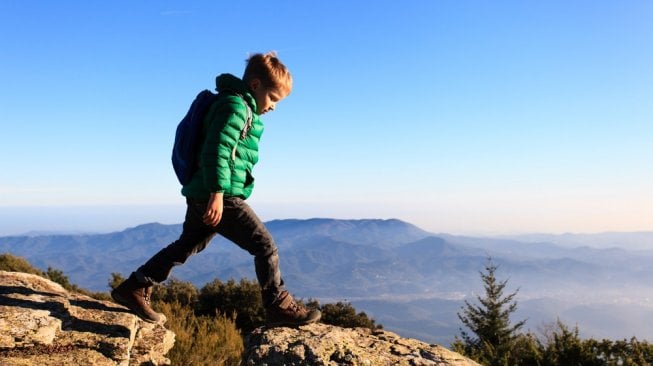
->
<box><xmin>243</xmin><ymin>323</ymin><xmax>481</xmax><ymax>366</ymax></box>
<box><xmin>0</xmin><ymin>271</ymin><xmax>174</xmax><ymax>366</ymax></box>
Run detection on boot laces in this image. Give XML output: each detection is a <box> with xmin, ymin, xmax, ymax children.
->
<box><xmin>288</xmin><ymin>298</ymin><xmax>305</xmax><ymax>314</ymax></box>
<box><xmin>143</xmin><ymin>289</ymin><xmax>152</xmax><ymax>306</ymax></box>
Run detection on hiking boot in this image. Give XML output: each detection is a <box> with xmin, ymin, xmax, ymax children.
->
<box><xmin>265</xmin><ymin>291</ymin><xmax>321</xmax><ymax>327</ymax></box>
<box><xmin>111</xmin><ymin>274</ymin><xmax>161</xmax><ymax>323</ymax></box>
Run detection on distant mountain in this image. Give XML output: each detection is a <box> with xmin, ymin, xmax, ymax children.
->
<box><xmin>0</xmin><ymin>223</ymin><xmax>181</xmax><ymax>290</ymax></box>
<box><xmin>0</xmin><ymin>219</ymin><xmax>431</xmax><ymax>292</ymax></box>
<box><xmin>266</xmin><ymin>218</ymin><xmax>431</xmax><ymax>249</ymax></box>
<box><xmin>2</xmin><ymin>218</ymin><xmax>653</xmax><ymax>345</ymax></box>
<box><xmin>497</xmin><ymin>232</ymin><xmax>653</xmax><ymax>251</ymax></box>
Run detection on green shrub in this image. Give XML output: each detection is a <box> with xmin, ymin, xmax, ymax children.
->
<box><xmin>152</xmin><ymin>277</ymin><xmax>199</xmax><ymax>307</ymax></box>
<box><xmin>0</xmin><ymin>253</ymin><xmax>108</xmax><ymax>299</ymax></box>
<box><xmin>305</xmin><ymin>300</ymin><xmax>381</xmax><ymax>330</ymax></box>
<box><xmin>198</xmin><ymin>278</ymin><xmax>265</xmax><ymax>332</ymax></box>
<box><xmin>0</xmin><ymin>253</ymin><xmax>44</xmax><ymax>275</ymax></box>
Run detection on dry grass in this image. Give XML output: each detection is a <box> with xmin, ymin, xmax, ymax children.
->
<box><xmin>156</xmin><ymin>301</ymin><xmax>244</xmax><ymax>366</ymax></box>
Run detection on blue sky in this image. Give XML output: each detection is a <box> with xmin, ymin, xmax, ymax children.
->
<box><xmin>1</xmin><ymin>1</ymin><xmax>652</xmax><ymax>236</ymax></box>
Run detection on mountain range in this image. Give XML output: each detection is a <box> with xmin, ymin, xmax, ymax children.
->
<box><xmin>2</xmin><ymin>218</ymin><xmax>653</xmax><ymax>345</ymax></box>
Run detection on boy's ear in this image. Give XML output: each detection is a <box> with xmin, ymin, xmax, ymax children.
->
<box><xmin>249</xmin><ymin>78</ymin><xmax>262</xmax><ymax>91</ymax></box>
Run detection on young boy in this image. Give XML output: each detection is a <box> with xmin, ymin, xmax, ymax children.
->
<box><xmin>112</xmin><ymin>52</ymin><xmax>321</xmax><ymax>327</ymax></box>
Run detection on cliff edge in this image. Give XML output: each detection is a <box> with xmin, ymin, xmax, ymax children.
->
<box><xmin>0</xmin><ymin>271</ymin><xmax>174</xmax><ymax>366</ymax></box>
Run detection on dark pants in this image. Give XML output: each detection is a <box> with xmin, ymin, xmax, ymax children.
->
<box><xmin>134</xmin><ymin>196</ymin><xmax>284</xmax><ymax>306</ymax></box>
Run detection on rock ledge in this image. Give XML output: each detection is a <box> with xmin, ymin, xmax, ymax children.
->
<box><xmin>0</xmin><ymin>271</ymin><xmax>174</xmax><ymax>366</ymax></box>
<box><xmin>243</xmin><ymin>323</ymin><xmax>481</xmax><ymax>366</ymax></box>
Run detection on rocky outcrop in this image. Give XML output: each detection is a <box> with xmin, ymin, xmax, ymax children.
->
<box><xmin>0</xmin><ymin>271</ymin><xmax>174</xmax><ymax>366</ymax></box>
<box><xmin>0</xmin><ymin>270</ymin><xmax>478</xmax><ymax>365</ymax></box>
<box><xmin>243</xmin><ymin>323</ymin><xmax>481</xmax><ymax>366</ymax></box>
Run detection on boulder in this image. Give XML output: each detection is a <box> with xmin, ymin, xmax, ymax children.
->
<box><xmin>0</xmin><ymin>271</ymin><xmax>174</xmax><ymax>366</ymax></box>
<box><xmin>243</xmin><ymin>323</ymin><xmax>481</xmax><ymax>366</ymax></box>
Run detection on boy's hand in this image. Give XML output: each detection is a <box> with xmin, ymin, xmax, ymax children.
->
<box><xmin>203</xmin><ymin>192</ymin><xmax>224</xmax><ymax>226</ymax></box>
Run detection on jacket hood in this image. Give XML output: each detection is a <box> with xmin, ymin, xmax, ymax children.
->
<box><xmin>215</xmin><ymin>73</ymin><xmax>257</xmax><ymax>111</ymax></box>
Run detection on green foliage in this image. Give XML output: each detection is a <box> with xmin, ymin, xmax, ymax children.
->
<box><xmin>455</xmin><ymin>258</ymin><xmax>526</xmax><ymax>366</ymax></box>
<box><xmin>152</xmin><ymin>278</ymin><xmax>199</xmax><ymax>307</ymax></box>
<box><xmin>535</xmin><ymin>321</ymin><xmax>653</xmax><ymax>366</ymax></box>
<box><xmin>608</xmin><ymin>337</ymin><xmax>653</xmax><ymax>365</ymax></box>
<box><xmin>510</xmin><ymin>333</ymin><xmax>543</xmax><ymax>366</ymax></box>
<box><xmin>306</xmin><ymin>300</ymin><xmax>382</xmax><ymax>330</ymax></box>
<box><xmin>197</xmin><ymin>278</ymin><xmax>265</xmax><ymax>332</ymax></box>
<box><xmin>157</xmin><ymin>301</ymin><xmax>243</xmax><ymax>366</ymax></box>
<box><xmin>46</xmin><ymin>267</ymin><xmax>74</xmax><ymax>290</ymax></box>
<box><xmin>540</xmin><ymin>320</ymin><xmax>599</xmax><ymax>365</ymax></box>
<box><xmin>0</xmin><ymin>253</ymin><xmax>44</xmax><ymax>275</ymax></box>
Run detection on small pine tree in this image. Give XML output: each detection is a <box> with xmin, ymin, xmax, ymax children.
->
<box><xmin>453</xmin><ymin>258</ymin><xmax>526</xmax><ymax>366</ymax></box>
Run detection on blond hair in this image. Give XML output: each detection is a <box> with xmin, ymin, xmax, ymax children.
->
<box><xmin>243</xmin><ymin>52</ymin><xmax>292</xmax><ymax>96</ymax></box>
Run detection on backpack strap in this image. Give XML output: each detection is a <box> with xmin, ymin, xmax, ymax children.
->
<box><xmin>230</xmin><ymin>93</ymin><xmax>253</xmax><ymax>161</ymax></box>
<box><xmin>237</xmin><ymin>93</ymin><xmax>253</xmax><ymax>139</ymax></box>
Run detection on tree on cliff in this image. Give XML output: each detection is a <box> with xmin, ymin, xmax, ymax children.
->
<box><xmin>453</xmin><ymin>258</ymin><xmax>526</xmax><ymax>366</ymax></box>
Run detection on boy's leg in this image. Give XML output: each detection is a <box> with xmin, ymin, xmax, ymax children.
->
<box><xmin>135</xmin><ymin>199</ymin><xmax>217</xmax><ymax>283</ymax></box>
<box><xmin>216</xmin><ymin>197</ymin><xmax>283</xmax><ymax>306</ymax></box>
<box><xmin>217</xmin><ymin>197</ymin><xmax>320</xmax><ymax>326</ymax></box>
<box><xmin>112</xmin><ymin>199</ymin><xmax>216</xmax><ymax>322</ymax></box>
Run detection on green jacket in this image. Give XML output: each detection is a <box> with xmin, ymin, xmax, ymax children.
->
<box><xmin>181</xmin><ymin>74</ymin><xmax>263</xmax><ymax>200</ymax></box>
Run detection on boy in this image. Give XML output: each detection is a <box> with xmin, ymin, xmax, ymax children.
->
<box><xmin>112</xmin><ymin>52</ymin><xmax>321</xmax><ymax>327</ymax></box>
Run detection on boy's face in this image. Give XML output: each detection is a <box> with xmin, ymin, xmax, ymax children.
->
<box><xmin>249</xmin><ymin>79</ymin><xmax>287</xmax><ymax>115</ymax></box>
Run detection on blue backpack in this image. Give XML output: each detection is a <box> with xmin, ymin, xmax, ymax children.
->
<box><xmin>171</xmin><ymin>90</ymin><xmax>219</xmax><ymax>185</ymax></box>
<box><xmin>171</xmin><ymin>89</ymin><xmax>252</xmax><ymax>185</ymax></box>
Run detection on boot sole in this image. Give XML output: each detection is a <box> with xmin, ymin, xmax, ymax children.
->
<box><xmin>111</xmin><ymin>290</ymin><xmax>160</xmax><ymax>324</ymax></box>
<box><xmin>266</xmin><ymin>311</ymin><xmax>321</xmax><ymax>328</ymax></box>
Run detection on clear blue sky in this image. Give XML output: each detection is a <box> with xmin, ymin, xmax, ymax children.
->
<box><xmin>1</xmin><ymin>1</ymin><xmax>652</xmax><ymax>236</ymax></box>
